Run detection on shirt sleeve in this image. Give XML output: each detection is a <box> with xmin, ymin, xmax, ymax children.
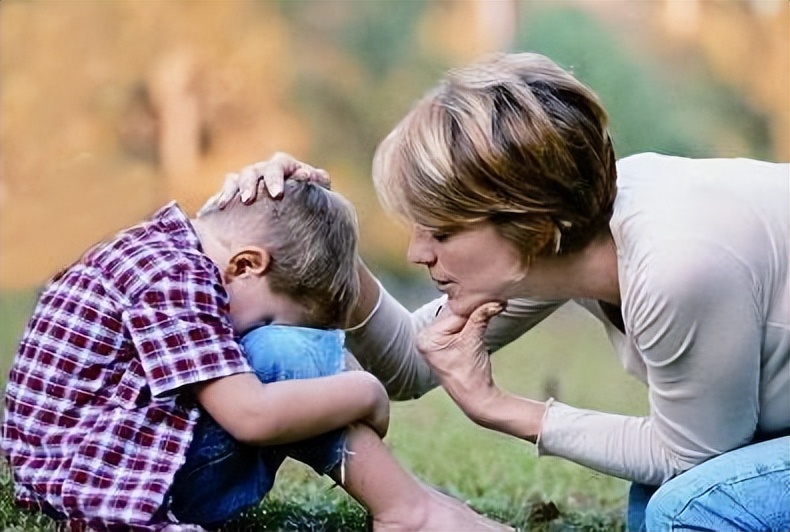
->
<box><xmin>123</xmin><ymin>272</ymin><xmax>251</xmax><ymax>398</ymax></box>
<box><xmin>345</xmin><ymin>287</ymin><xmax>440</xmax><ymax>400</ymax></box>
<box><xmin>345</xmin><ymin>283</ymin><xmax>563</xmax><ymax>400</ymax></box>
<box><xmin>538</xmin><ymin>240</ymin><xmax>761</xmax><ymax>485</ymax></box>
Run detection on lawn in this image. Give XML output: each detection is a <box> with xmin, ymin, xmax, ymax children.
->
<box><xmin>0</xmin><ymin>290</ymin><xmax>647</xmax><ymax>530</ymax></box>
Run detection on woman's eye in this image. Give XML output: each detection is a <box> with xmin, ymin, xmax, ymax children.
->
<box><xmin>431</xmin><ymin>232</ymin><xmax>450</xmax><ymax>243</ymax></box>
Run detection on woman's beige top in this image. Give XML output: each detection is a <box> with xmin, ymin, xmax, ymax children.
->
<box><xmin>347</xmin><ymin>153</ymin><xmax>789</xmax><ymax>486</ymax></box>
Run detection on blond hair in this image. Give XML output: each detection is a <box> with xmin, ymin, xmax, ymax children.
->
<box><xmin>373</xmin><ymin>52</ymin><xmax>617</xmax><ymax>260</ymax></box>
<box><xmin>200</xmin><ymin>181</ymin><xmax>360</xmax><ymax>328</ymax></box>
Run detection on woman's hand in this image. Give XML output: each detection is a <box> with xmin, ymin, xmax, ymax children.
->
<box><xmin>198</xmin><ymin>152</ymin><xmax>330</xmax><ymax>215</ymax></box>
<box><xmin>416</xmin><ymin>302</ymin><xmax>505</xmax><ymax>424</ymax></box>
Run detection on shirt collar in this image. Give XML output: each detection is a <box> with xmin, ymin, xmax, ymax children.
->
<box><xmin>150</xmin><ymin>201</ymin><xmax>202</xmax><ymax>252</ymax></box>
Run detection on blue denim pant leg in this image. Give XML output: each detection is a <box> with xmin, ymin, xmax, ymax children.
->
<box><xmin>627</xmin><ymin>482</ymin><xmax>658</xmax><ymax>532</ymax></box>
<box><xmin>240</xmin><ymin>325</ymin><xmax>348</xmax><ymax>476</ymax></box>
<box><xmin>628</xmin><ymin>436</ymin><xmax>790</xmax><ymax>532</ymax></box>
<box><xmin>169</xmin><ymin>326</ymin><xmax>349</xmax><ymax>527</ymax></box>
<box><xmin>168</xmin><ymin>415</ymin><xmax>280</xmax><ymax>528</ymax></box>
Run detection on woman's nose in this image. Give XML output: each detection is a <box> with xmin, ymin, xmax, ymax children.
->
<box><xmin>407</xmin><ymin>230</ymin><xmax>435</xmax><ymax>265</ymax></box>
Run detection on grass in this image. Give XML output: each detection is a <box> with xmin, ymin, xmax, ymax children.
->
<box><xmin>0</xmin><ymin>290</ymin><xmax>647</xmax><ymax>530</ymax></box>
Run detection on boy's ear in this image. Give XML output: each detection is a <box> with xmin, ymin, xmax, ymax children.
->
<box><xmin>225</xmin><ymin>246</ymin><xmax>270</xmax><ymax>281</ymax></box>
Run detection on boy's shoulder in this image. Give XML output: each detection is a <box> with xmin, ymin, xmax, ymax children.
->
<box><xmin>56</xmin><ymin>202</ymin><xmax>219</xmax><ymax>299</ymax></box>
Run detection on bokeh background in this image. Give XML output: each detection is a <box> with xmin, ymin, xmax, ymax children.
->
<box><xmin>1</xmin><ymin>0</ymin><xmax>787</xmax><ymax>290</ymax></box>
<box><xmin>0</xmin><ymin>0</ymin><xmax>788</xmax><ymax>528</ymax></box>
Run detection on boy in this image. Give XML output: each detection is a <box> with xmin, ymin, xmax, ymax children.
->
<box><xmin>2</xmin><ymin>180</ymin><xmax>505</xmax><ymax>531</ymax></box>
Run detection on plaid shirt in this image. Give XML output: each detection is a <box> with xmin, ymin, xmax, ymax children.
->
<box><xmin>2</xmin><ymin>203</ymin><xmax>252</xmax><ymax>530</ymax></box>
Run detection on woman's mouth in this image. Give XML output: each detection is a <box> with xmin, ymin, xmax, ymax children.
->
<box><xmin>431</xmin><ymin>277</ymin><xmax>453</xmax><ymax>291</ymax></box>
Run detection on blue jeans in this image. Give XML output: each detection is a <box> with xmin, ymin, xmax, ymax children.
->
<box><xmin>168</xmin><ymin>326</ymin><xmax>348</xmax><ymax>528</ymax></box>
<box><xmin>627</xmin><ymin>436</ymin><xmax>790</xmax><ymax>531</ymax></box>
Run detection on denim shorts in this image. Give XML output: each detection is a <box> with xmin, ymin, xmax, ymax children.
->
<box><xmin>167</xmin><ymin>326</ymin><xmax>348</xmax><ymax>528</ymax></box>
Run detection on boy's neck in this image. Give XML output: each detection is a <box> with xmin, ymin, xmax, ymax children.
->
<box><xmin>190</xmin><ymin>217</ymin><xmax>233</xmax><ymax>273</ymax></box>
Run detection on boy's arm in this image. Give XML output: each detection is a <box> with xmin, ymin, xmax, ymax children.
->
<box><xmin>194</xmin><ymin>371</ymin><xmax>389</xmax><ymax>446</ymax></box>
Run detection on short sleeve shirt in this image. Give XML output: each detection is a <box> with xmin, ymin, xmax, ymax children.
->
<box><xmin>1</xmin><ymin>202</ymin><xmax>252</xmax><ymax>530</ymax></box>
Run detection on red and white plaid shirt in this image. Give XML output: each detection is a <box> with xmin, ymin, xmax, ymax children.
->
<box><xmin>2</xmin><ymin>202</ymin><xmax>252</xmax><ymax>530</ymax></box>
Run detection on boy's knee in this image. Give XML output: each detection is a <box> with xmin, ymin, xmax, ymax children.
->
<box><xmin>240</xmin><ymin>325</ymin><xmax>346</xmax><ymax>382</ymax></box>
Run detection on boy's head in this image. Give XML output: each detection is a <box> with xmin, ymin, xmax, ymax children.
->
<box><xmin>196</xmin><ymin>180</ymin><xmax>360</xmax><ymax>332</ymax></box>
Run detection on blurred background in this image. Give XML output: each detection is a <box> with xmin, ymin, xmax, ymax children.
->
<box><xmin>1</xmin><ymin>0</ymin><xmax>787</xmax><ymax>291</ymax></box>
<box><xmin>0</xmin><ymin>0</ymin><xmax>788</xmax><ymax>524</ymax></box>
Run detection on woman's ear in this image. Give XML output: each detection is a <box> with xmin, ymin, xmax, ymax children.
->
<box><xmin>224</xmin><ymin>246</ymin><xmax>270</xmax><ymax>282</ymax></box>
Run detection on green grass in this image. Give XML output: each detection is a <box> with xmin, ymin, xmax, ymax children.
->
<box><xmin>0</xmin><ymin>291</ymin><xmax>37</xmax><ymax>385</ymax></box>
<box><xmin>0</xmin><ymin>291</ymin><xmax>646</xmax><ymax>530</ymax></box>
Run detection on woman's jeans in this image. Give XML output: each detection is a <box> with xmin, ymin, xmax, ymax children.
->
<box><xmin>627</xmin><ymin>436</ymin><xmax>790</xmax><ymax>531</ymax></box>
<box><xmin>167</xmin><ymin>326</ymin><xmax>348</xmax><ymax>528</ymax></box>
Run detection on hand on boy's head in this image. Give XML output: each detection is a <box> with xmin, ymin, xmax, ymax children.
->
<box><xmin>198</xmin><ymin>152</ymin><xmax>331</xmax><ymax>216</ymax></box>
<box><xmin>236</xmin><ymin>153</ymin><xmax>330</xmax><ymax>200</ymax></box>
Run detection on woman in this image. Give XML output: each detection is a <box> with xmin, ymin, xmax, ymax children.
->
<box><xmin>208</xmin><ymin>53</ymin><xmax>789</xmax><ymax>531</ymax></box>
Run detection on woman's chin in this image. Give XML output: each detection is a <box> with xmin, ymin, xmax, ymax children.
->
<box><xmin>441</xmin><ymin>297</ymin><xmax>464</xmax><ymax>316</ymax></box>
<box><xmin>446</xmin><ymin>297</ymin><xmax>490</xmax><ymax>318</ymax></box>
<box><xmin>447</xmin><ymin>296</ymin><xmax>507</xmax><ymax>318</ymax></box>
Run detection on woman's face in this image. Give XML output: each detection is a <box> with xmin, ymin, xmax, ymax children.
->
<box><xmin>407</xmin><ymin>222</ymin><xmax>527</xmax><ymax>317</ymax></box>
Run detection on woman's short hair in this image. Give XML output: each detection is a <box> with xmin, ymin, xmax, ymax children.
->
<box><xmin>200</xmin><ymin>180</ymin><xmax>360</xmax><ymax>328</ymax></box>
<box><xmin>372</xmin><ymin>52</ymin><xmax>617</xmax><ymax>261</ymax></box>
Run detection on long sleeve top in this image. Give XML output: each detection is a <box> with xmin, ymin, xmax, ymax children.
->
<box><xmin>346</xmin><ymin>153</ymin><xmax>790</xmax><ymax>486</ymax></box>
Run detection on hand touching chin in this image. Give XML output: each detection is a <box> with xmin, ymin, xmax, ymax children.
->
<box><xmin>445</xmin><ymin>293</ymin><xmax>506</xmax><ymax>319</ymax></box>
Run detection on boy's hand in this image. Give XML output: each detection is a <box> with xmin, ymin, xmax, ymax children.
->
<box><xmin>196</xmin><ymin>371</ymin><xmax>390</xmax><ymax>446</ymax></box>
<box><xmin>198</xmin><ymin>152</ymin><xmax>330</xmax><ymax>215</ymax></box>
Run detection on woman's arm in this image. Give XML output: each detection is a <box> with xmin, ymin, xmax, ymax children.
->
<box><xmin>343</xmin><ymin>262</ymin><xmax>440</xmax><ymax>400</ymax></box>
<box><xmin>195</xmin><ymin>370</ymin><xmax>390</xmax><ymax>445</ymax></box>
<box><xmin>539</xmin><ymin>243</ymin><xmax>761</xmax><ymax>485</ymax></box>
<box><xmin>346</xmin><ymin>263</ymin><xmax>564</xmax><ymax>400</ymax></box>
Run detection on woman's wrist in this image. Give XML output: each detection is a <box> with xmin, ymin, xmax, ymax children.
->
<box><xmin>467</xmin><ymin>388</ymin><xmax>546</xmax><ymax>443</ymax></box>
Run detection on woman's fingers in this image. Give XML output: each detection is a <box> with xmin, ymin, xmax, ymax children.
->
<box><xmin>311</xmin><ymin>167</ymin><xmax>331</xmax><ymax>187</ymax></box>
<box><xmin>236</xmin><ymin>164</ymin><xmax>262</xmax><ymax>202</ymax></box>
<box><xmin>259</xmin><ymin>164</ymin><xmax>284</xmax><ymax>199</ymax></box>
<box><xmin>464</xmin><ymin>302</ymin><xmax>504</xmax><ymax>337</ymax></box>
<box><xmin>217</xmin><ymin>172</ymin><xmax>241</xmax><ymax>207</ymax></box>
<box><xmin>196</xmin><ymin>192</ymin><xmax>221</xmax><ymax>217</ymax></box>
<box><xmin>200</xmin><ymin>153</ymin><xmax>333</xmax><ymax>215</ymax></box>
<box><xmin>197</xmin><ymin>172</ymin><xmax>240</xmax><ymax>216</ymax></box>
<box><xmin>248</xmin><ymin>153</ymin><xmax>330</xmax><ymax>200</ymax></box>
<box><xmin>433</xmin><ymin>302</ymin><xmax>503</xmax><ymax>341</ymax></box>
<box><xmin>291</xmin><ymin>166</ymin><xmax>313</xmax><ymax>182</ymax></box>
<box><xmin>272</xmin><ymin>151</ymin><xmax>330</xmax><ymax>187</ymax></box>
<box><xmin>418</xmin><ymin>302</ymin><xmax>503</xmax><ymax>361</ymax></box>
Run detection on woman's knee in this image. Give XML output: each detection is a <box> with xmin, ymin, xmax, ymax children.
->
<box><xmin>643</xmin><ymin>480</ymin><xmax>683</xmax><ymax>531</ymax></box>
<box><xmin>645</xmin><ymin>437</ymin><xmax>790</xmax><ymax>531</ymax></box>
